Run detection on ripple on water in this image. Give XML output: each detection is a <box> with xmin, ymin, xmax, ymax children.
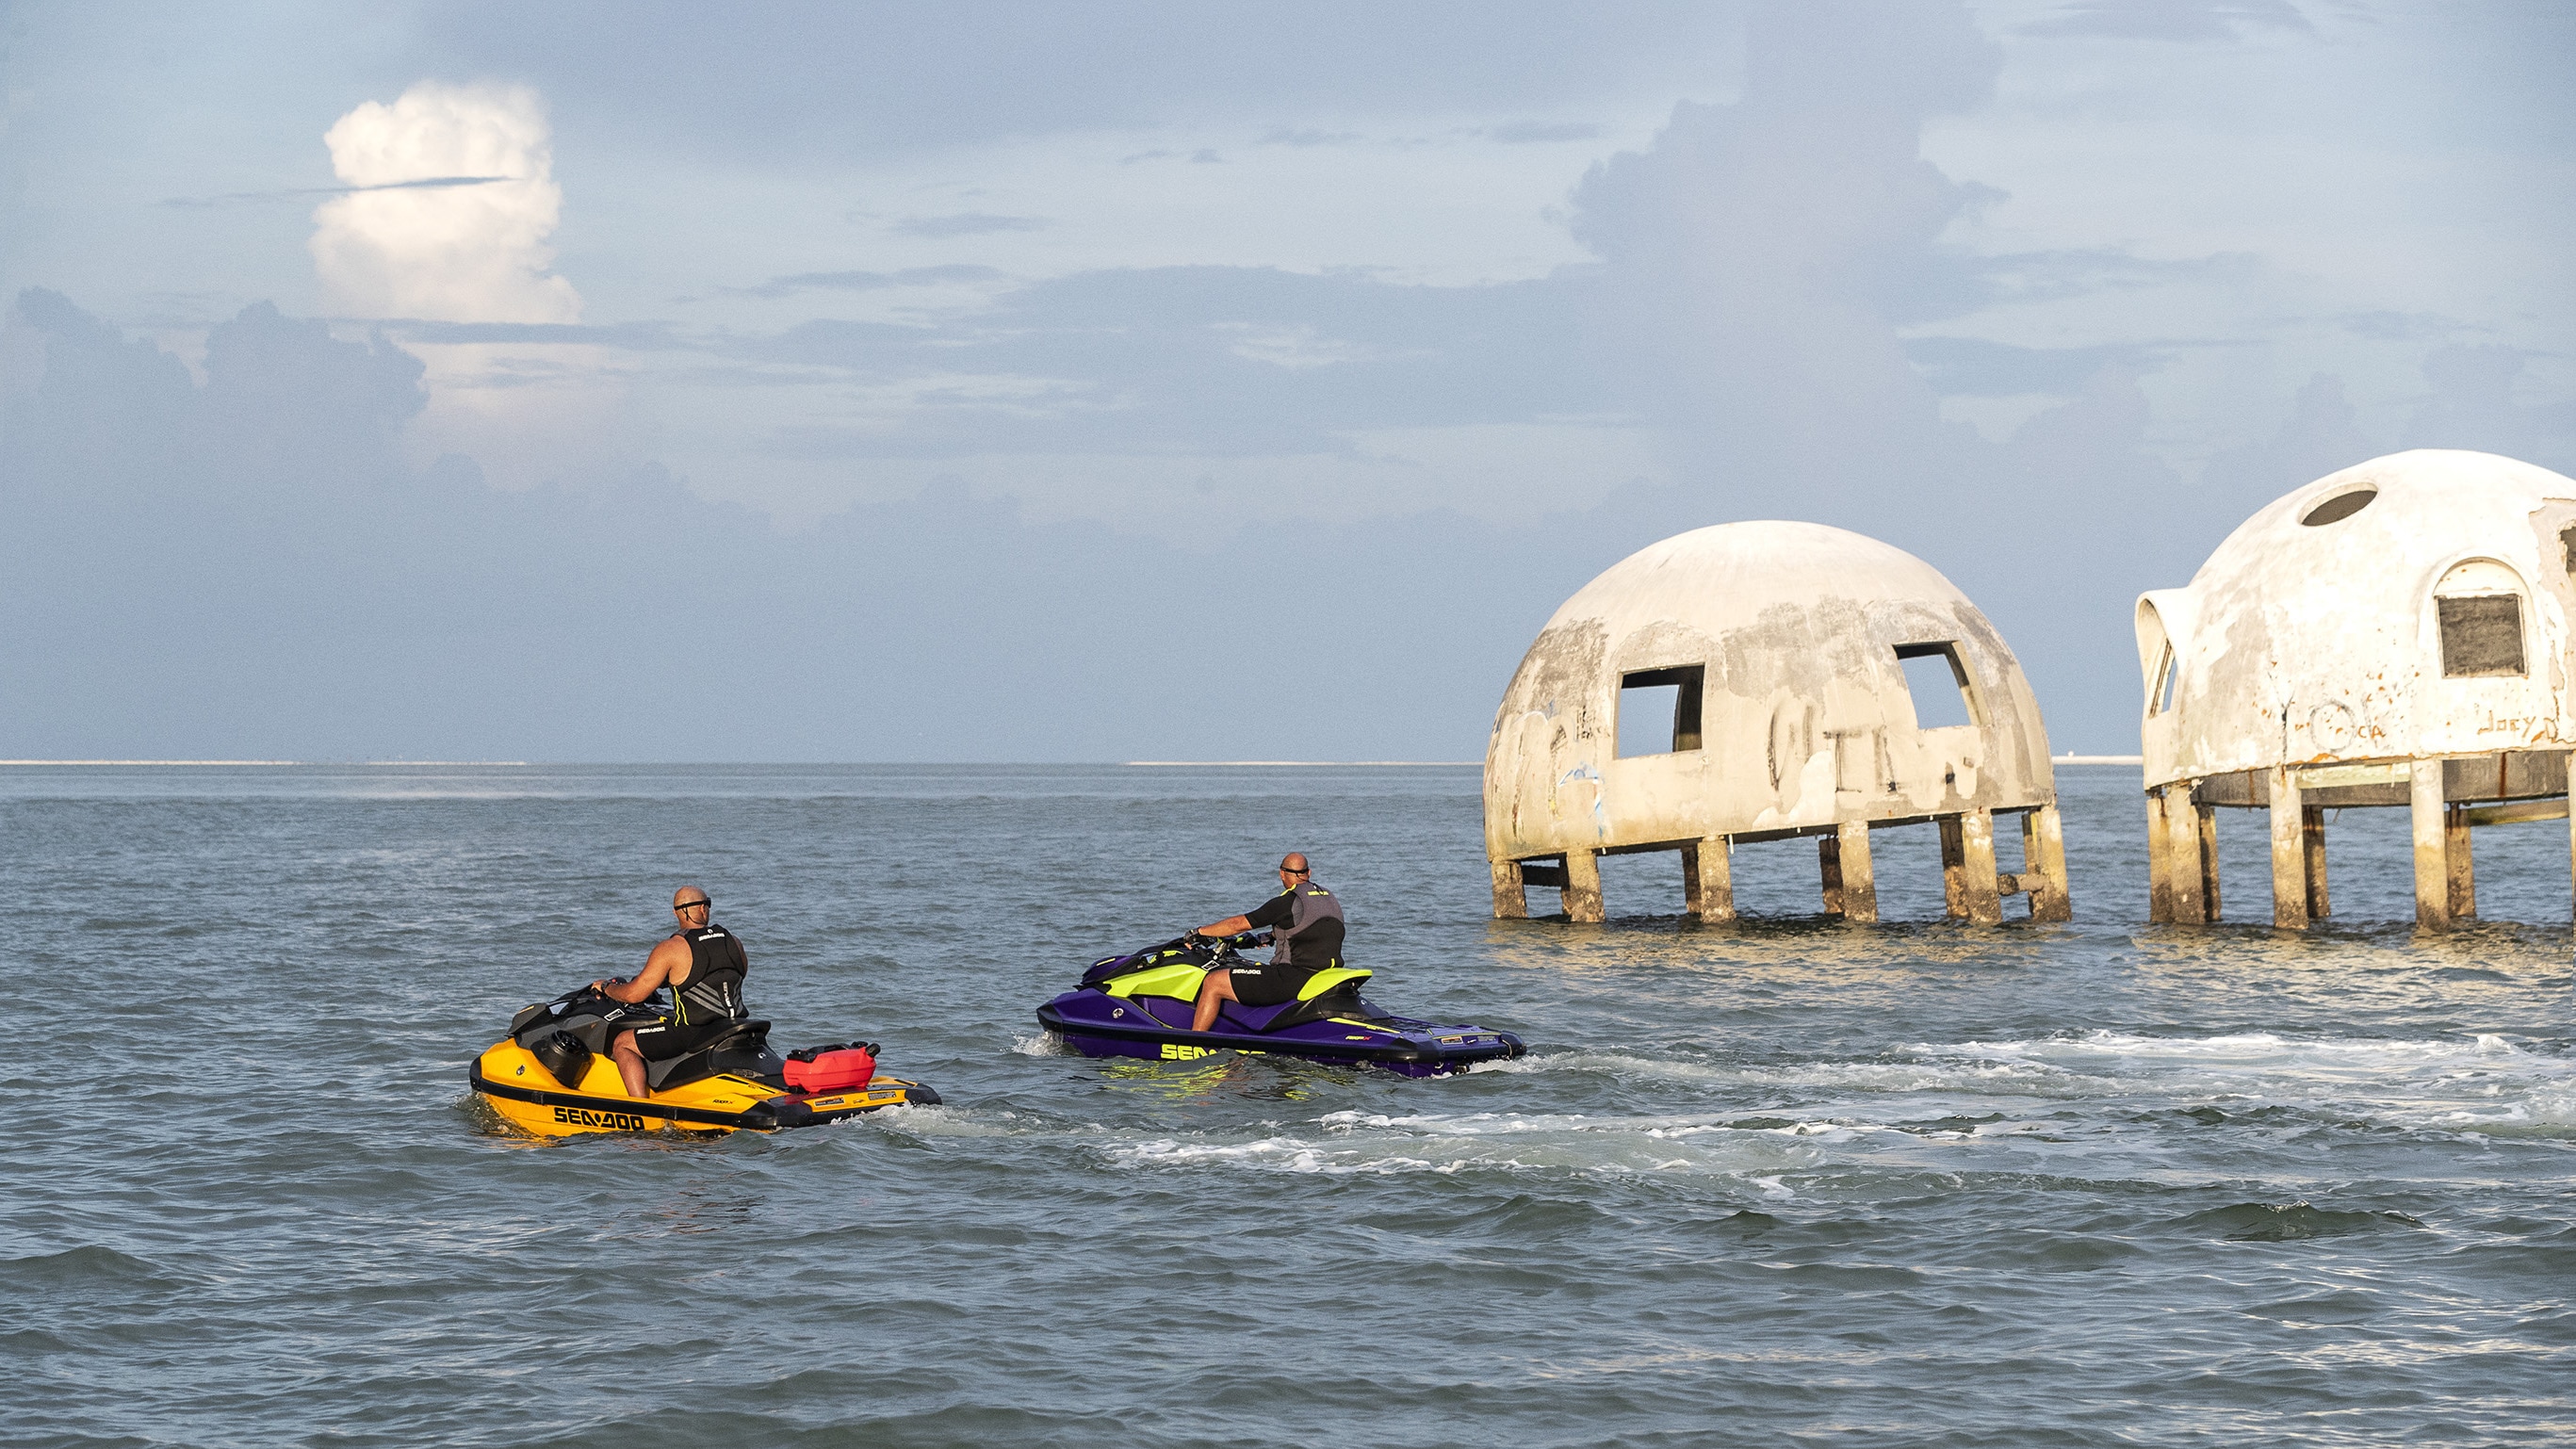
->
<box><xmin>2173</xmin><ymin>1201</ymin><xmax>2432</xmax><ymax>1243</ymax></box>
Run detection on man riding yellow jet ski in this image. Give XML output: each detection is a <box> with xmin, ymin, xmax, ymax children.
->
<box><xmin>468</xmin><ymin>887</ymin><xmax>937</xmax><ymax>1137</ymax></box>
<box><xmin>468</xmin><ymin>985</ymin><xmax>939</xmax><ymax>1137</ymax></box>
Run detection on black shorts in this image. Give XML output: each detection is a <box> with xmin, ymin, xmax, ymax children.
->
<box><xmin>1226</xmin><ymin>963</ymin><xmax>1321</xmax><ymax>1008</ymax></box>
<box><xmin>625</xmin><ymin>1015</ymin><xmax>738</xmax><ymax>1061</ymax></box>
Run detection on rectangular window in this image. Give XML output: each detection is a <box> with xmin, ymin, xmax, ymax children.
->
<box><xmin>1617</xmin><ymin>665</ymin><xmax>1704</xmax><ymax>757</ymax></box>
<box><xmin>1894</xmin><ymin>643</ymin><xmax>1977</xmax><ymax>730</ymax></box>
<box><xmin>2438</xmin><ymin>595</ymin><xmax>2525</xmax><ymax>676</ymax></box>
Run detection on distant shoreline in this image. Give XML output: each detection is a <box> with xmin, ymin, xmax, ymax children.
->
<box><xmin>0</xmin><ymin>759</ymin><xmax>530</xmax><ymax>767</ymax></box>
<box><xmin>1123</xmin><ymin>760</ymin><xmax>1478</xmax><ymax>767</ymax></box>
<box><xmin>0</xmin><ymin>755</ymin><xmax>2149</xmax><ymax>768</ymax></box>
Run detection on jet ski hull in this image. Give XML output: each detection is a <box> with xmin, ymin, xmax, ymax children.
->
<box><xmin>469</xmin><ymin>1039</ymin><xmax>939</xmax><ymax>1138</ymax></box>
<box><xmin>1037</xmin><ymin>990</ymin><xmax>1524</xmax><ymax>1077</ymax></box>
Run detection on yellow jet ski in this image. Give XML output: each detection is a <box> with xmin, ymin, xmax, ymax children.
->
<box><xmin>468</xmin><ymin>986</ymin><xmax>939</xmax><ymax>1137</ymax></box>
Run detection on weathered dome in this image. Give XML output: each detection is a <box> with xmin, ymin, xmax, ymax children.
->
<box><xmin>1484</xmin><ymin>520</ymin><xmax>2057</xmax><ymax>863</ymax></box>
<box><xmin>2137</xmin><ymin>449</ymin><xmax>2576</xmax><ymax>790</ymax></box>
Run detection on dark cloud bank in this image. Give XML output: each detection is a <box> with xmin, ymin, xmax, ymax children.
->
<box><xmin>6</xmin><ymin>1</ymin><xmax>2568</xmax><ymax>761</ymax></box>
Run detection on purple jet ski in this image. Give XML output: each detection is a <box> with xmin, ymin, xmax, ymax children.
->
<box><xmin>1035</xmin><ymin>933</ymin><xmax>1525</xmax><ymax>1077</ymax></box>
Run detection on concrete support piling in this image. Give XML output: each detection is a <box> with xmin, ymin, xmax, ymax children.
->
<box><xmin>1830</xmin><ymin>822</ymin><xmax>1878</xmax><ymax>922</ymax></box>
<box><xmin>2411</xmin><ymin>763</ymin><xmax>2451</xmax><ymax>932</ymax></box>
<box><xmin>2144</xmin><ymin>790</ymin><xmax>2175</xmax><ymax>923</ymax></box>
<box><xmin>1682</xmin><ymin>837</ymin><xmax>1734</xmax><ymax>921</ymax></box>
<box><xmin>2022</xmin><ymin>806</ymin><xmax>2072</xmax><ymax>921</ymax></box>
<box><xmin>2270</xmin><ymin>765</ymin><xmax>2309</xmax><ymax>929</ymax></box>
<box><xmin>2299</xmin><ymin>805</ymin><xmax>2326</xmax><ymax>920</ymax></box>
<box><xmin>1563</xmin><ymin>848</ymin><xmax>1606</xmax><ymax>923</ymax></box>
<box><xmin>1490</xmin><ymin>857</ymin><xmax>1527</xmax><ymax>920</ymax></box>
<box><xmin>2163</xmin><ymin>787</ymin><xmax>2208</xmax><ymax>925</ymax></box>
<box><xmin>2197</xmin><ymin>804</ymin><xmax>2224</xmax><ymax>921</ymax></box>
<box><xmin>1940</xmin><ymin>817</ymin><xmax>1968</xmax><ymax>920</ymax></box>
<box><xmin>2445</xmin><ymin>804</ymin><xmax>2476</xmax><ymax>920</ymax></box>
<box><xmin>1960</xmin><ymin>809</ymin><xmax>2003</xmax><ymax>925</ymax></box>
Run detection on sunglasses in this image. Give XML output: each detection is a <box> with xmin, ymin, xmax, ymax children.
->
<box><xmin>674</xmin><ymin>901</ymin><xmax>710</xmax><ymax>912</ymax></box>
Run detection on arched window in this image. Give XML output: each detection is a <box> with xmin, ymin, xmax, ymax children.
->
<box><xmin>2434</xmin><ymin>559</ymin><xmax>2527</xmax><ymax>678</ymax></box>
<box><xmin>2136</xmin><ymin>599</ymin><xmax>2178</xmax><ymax>715</ymax></box>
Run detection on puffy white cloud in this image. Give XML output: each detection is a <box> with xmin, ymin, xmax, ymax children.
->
<box><xmin>309</xmin><ymin>82</ymin><xmax>580</xmax><ymax>323</ymax></box>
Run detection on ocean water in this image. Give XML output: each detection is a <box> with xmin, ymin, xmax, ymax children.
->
<box><xmin>5</xmin><ymin>762</ymin><xmax>2570</xmax><ymax>1448</ymax></box>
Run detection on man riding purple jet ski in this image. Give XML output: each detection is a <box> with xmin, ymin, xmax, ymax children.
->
<box><xmin>1182</xmin><ymin>852</ymin><xmax>1344</xmax><ymax>1032</ymax></box>
<box><xmin>1035</xmin><ymin>850</ymin><xmax>1525</xmax><ymax>1077</ymax></box>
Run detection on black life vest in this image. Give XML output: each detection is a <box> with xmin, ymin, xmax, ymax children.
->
<box><xmin>672</xmin><ymin>923</ymin><xmax>749</xmax><ymax>1025</ymax></box>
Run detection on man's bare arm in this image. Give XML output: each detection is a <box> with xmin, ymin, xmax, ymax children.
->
<box><xmin>1196</xmin><ymin>914</ymin><xmax>1254</xmax><ymax>938</ymax></box>
<box><xmin>595</xmin><ymin>938</ymin><xmax>688</xmax><ymax>1001</ymax></box>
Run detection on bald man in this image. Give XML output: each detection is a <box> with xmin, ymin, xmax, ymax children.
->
<box><xmin>589</xmin><ymin>886</ymin><xmax>752</xmax><ymax>1098</ymax></box>
<box><xmin>1188</xmin><ymin>853</ymin><xmax>1346</xmax><ymax>1033</ymax></box>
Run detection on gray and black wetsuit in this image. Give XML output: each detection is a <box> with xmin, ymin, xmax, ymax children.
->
<box><xmin>1224</xmin><ymin>882</ymin><xmax>1345</xmax><ymax>1007</ymax></box>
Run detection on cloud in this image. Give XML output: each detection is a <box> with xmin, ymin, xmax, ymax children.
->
<box><xmin>0</xmin><ymin>288</ymin><xmax>1612</xmax><ymax>762</ymax></box>
<box><xmin>2020</xmin><ymin>1</ymin><xmax>2312</xmax><ymax>43</ymax></box>
<box><xmin>713</xmin><ymin>264</ymin><xmax>1596</xmax><ymax>458</ymax></box>
<box><xmin>2405</xmin><ymin>344</ymin><xmax>2576</xmax><ymax>463</ymax></box>
<box><xmin>410</xmin><ymin>3</ymin><xmax>1748</xmax><ymax>159</ymax></box>
<box><xmin>726</xmin><ymin>265</ymin><xmax>1005</xmax><ymax>300</ymax></box>
<box><xmin>1568</xmin><ymin>0</ymin><xmax>2003</xmax><ymax>501</ymax></box>
<box><xmin>162</xmin><ymin>175</ymin><xmax>514</xmax><ymax>209</ymax></box>
<box><xmin>888</xmin><ymin>212</ymin><xmax>1049</xmax><ymax>238</ymax></box>
<box><xmin>2339</xmin><ymin>310</ymin><xmax>2468</xmax><ymax>343</ymax></box>
<box><xmin>1258</xmin><ymin>127</ymin><xmax>1362</xmax><ymax>147</ymax></box>
<box><xmin>1484</xmin><ymin>121</ymin><xmax>1604</xmax><ymax>144</ymax></box>
<box><xmin>1962</xmin><ymin>247</ymin><xmax>2258</xmax><ymax>309</ymax></box>
<box><xmin>1900</xmin><ymin>336</ymin><xmax>2159</xmax><ymax>397</ymax></box>
<box><xmin>383</xmin><ymin>319</ymin><xmax>689</xmax><ymax>348</ymax></box>
<box><xmin>309</xmin><ymin>81</ymin><xmax>579</xmax><ymax>323</ymax></box>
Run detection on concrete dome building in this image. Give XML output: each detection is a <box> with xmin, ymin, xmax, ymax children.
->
<box><xmin>1485</xmin><ymin>521</ymin><xmax>2070</xmax><ymax>924</ymax></box>
<box><xmin>2137</xmin><ymin>448</ymin><xmax>2576</xmax><ymax>930</ymax></box>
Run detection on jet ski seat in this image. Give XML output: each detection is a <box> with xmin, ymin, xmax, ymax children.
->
<box><xmin>644</xmin><ymin>1019</ymin><xmax>773</xmax><ymax>1093</ymax></box>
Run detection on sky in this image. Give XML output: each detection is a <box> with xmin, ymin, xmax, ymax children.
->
<box><xmin>2</xmin><ymin>0</ymin><xmax>2571</xmax><ymax>760</ymax></box>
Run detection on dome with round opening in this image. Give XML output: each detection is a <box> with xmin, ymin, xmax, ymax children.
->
<box><xmin>2138</xmin><ymin>449</ymin><xmax>2576</xmax><ymax>790</ymax></box>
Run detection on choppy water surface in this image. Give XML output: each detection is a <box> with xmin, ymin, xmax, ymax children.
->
<box><xmin>7</xmin><ymin>764</ymin><xmax>2571</xmax><ymax>1447</ymax></box>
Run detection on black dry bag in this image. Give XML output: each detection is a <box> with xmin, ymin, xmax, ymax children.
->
<box><xmin>531</xmin><ymin>1030</ymin><xmax>594</xmax><ymax>1089</ymax></box>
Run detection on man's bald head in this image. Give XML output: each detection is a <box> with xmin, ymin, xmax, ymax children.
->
<box><xmin>673</xmin><ymin>886</ymin><xmax>709</xmax><ymax>913</ymax></box>
<box><xmin>1279</xmin><ymin>854</ymin><xmax>1310</xmax><ymax>875</ymax></box>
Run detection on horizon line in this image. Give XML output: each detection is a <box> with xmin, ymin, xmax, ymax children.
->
<box><xmin>0</xmin><ymin>759</ymin><xmax>532</xmax><ymax>767</ymax></box>
<box><xmin>1122</xmin><ymin>760</ymin><xmax>1478</xmax><ymax>767</ymax></box>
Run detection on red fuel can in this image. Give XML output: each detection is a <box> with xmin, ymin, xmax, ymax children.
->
<box><xmin>784</xmin><ymin>1044</ymin><xmax>878</xmax><ymax>1094</ymax></box>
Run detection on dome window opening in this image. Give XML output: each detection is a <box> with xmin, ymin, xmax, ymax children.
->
<box><xmin>2435</xmin><ymin>561</ymin><xmax>2528</xmax><ymax>678</ymax></box>
<box><xmin>2438</xmin><ymin>595</ymin><xmax>2526</xmax><ymax>677</ymax></box>
<box><xmin>1893</xmin><ymin>643</ymin><xmax>1979</xmax><ymax>730</ymax></box>
<box><xmin>2300</xmin><ymin>487</ymin><xmax>2377</xmax><ymax>526</ymax></box>
<box><xmin>2149</xmin><ymin>643</ymin><xmax>2178</xmax><ymax>716</ymax></box>
<box><xmin>1616</xmin><ymin>665</ymin><xmax>1704</xmax><ymax>757</ymax></box>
